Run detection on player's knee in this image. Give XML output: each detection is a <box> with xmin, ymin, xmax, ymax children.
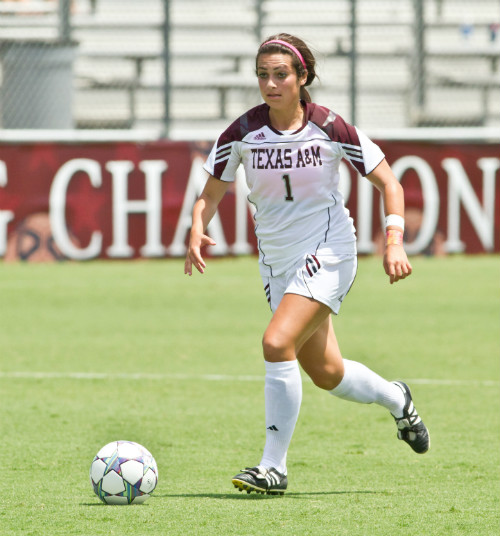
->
<box><xmin>262</xmin><ymin>331</ymin><xmax>292</xmax><ymax>362</ymax></box>
<box><xmin>308</xmin><ymin>364</ymin><xmax>343</xmax><ymax>391</ymax></box>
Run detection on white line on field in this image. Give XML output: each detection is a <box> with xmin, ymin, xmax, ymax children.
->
<box><xmin>0</xmin><ymin>371</ymin><xmax>264</xmax><ymax>382</ymax></box>
<box><xmin>0</xmin><ymin>371</ymin><xmax>498</xmax><ymax>386</ymax></box>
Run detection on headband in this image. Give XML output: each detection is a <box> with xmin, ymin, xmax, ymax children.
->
<box><xmin>261</xmin><ymin>39</ymin><xmax>307</xmax><ymax>71</ymax></box>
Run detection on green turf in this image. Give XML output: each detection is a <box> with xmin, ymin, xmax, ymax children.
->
<box><xmin>1</xmin><ymin>255</ymin><xmax>499</xmax><ymax>535</ymax></box>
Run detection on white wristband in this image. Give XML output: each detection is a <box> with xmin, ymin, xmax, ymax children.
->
<box><xmin>385</xmin><ymin>214</ymin><xmax>405</xmax><ymax>231</ymax></box>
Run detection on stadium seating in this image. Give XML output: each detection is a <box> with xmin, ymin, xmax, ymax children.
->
<box><xmin>0</xmin><ymin>0</ymin><xmax>498</xmax><ymax>136</ymax></box>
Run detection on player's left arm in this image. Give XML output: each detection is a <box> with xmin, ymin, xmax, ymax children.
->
<box><xmin>366</xmin><ymin>158</ymin><xmax>412</xmax><ymax>284</ymax></box>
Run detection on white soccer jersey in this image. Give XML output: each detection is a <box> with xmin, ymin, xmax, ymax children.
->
<box><xmin>204</xmin><ymin>102</ymin><xmax>385</xmax><ymax>276</ymax></box>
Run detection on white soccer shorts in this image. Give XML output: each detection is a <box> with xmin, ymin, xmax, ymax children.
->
<box><xmin>262</xmin><ymin>254</ymin><xmax>357</xmax><ymax>315</ymax></box>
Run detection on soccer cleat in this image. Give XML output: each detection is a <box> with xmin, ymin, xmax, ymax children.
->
<box><xmin>232</xmin><ymin>466</ymin><xmax>288</xmax><ymax>495</ymax></box>
<box><xmin>392</xmin><ymin>381</ymin><xmax>430</xmax><ymax>454</ymax></box>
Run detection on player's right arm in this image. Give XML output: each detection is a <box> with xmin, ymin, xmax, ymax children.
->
<box><xmin>184</xmin><ymin>175</ymin><xmax>230</xmax><ymax>275</ymax></box>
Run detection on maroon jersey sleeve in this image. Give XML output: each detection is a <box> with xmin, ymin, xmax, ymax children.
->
<box><xmin>308</xmin><ymin>103</ymin><xmax>385</xmax><ymax>176</ymax></box>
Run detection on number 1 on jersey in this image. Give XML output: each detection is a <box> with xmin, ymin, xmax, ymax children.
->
<box><xmin>282</xmin><ymin>174</ymin><xmax>294</xmax><ymax>202</ymax></box>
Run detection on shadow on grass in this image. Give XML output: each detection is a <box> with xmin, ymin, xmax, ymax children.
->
<box><xmin>154</xmin><ymin>490</ymin><xmax>382</xmax><ymax>500</ymax></box>
<box><xmin>81</xmin><ymin>490</ymin><xmax>383</xmax><ymax>506</ymax></box>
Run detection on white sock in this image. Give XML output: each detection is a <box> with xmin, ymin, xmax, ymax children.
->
<box><xmin>259</xmin><ymin>360</ymin><xmax>302</xmax><ymax>475</ymax></box>
<box><xmin>329</xmin><ymin>359</ymin><xmax>405</xmax><ymax>417</ymax></box>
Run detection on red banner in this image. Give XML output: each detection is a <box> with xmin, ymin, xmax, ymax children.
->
<box><xmin>0</xmin><ymin>139</ymin><xmax>498</xmax><ymax>261</ymax></box>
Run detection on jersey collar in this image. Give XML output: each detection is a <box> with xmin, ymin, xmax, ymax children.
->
<box><xmin>265</xmin><ymin>100</ymin><xmax>310</xmax><ymax>136</ymax></box>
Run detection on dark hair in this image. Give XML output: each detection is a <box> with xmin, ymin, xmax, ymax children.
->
<box><xmin>256</xmin><ymin>33</ymin><xmax>317</xmax><ymax>103</ymax></box>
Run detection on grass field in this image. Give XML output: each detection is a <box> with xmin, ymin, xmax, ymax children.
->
<box><xmin>1</xmin><ymin>255</ymin><xmax>499</xmax><ymax>536</ymax></box>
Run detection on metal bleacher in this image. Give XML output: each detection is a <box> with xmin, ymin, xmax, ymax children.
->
<box><xmin>0</xmin><ymin>0</ymin><xmax>499</xmax><ymax>138</ymax></box>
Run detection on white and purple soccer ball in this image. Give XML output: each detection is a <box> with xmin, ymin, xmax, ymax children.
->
<box><xmin>90</xmin><ymin>440</ymin><xmax>158</xmax><ymax>504</ymax></box>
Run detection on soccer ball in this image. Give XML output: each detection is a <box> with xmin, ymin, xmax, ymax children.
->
<box><xmin>90</xmin><ymin>440</ymin><xmax>158</xmax><ymax>505</ymax></box>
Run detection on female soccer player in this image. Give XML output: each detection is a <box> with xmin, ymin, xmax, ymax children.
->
<box><xmin>184</xmin><ymin>33</ymin><xmax>430</xmax><ymax>495</ymax></box>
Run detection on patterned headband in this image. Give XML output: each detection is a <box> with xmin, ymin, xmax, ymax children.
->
<box><xmin>261</xmin><ymin>39</ymin><xmax>307</xmax><ymax>71</ymax></box>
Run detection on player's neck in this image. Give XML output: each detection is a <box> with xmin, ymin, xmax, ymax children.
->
<box><xmin>268</xmin><ymin>102</ymin><xmax>305</xmax><ymax>132</ymax></box>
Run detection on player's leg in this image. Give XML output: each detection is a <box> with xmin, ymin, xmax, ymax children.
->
<box><xmin>232</xmin><ymin>293</ymin><xmax>330</xmax><ymax>495</ymax></box>
<box><xmin>295</xmin><ymin>312</ymin><xmax>343</xmax><ymax>390</ymax></box>
<box><xmin>298</xmin><ymin>316</ymin><xmax>405</xmax><ymax>409</ymax></box>
<box><xmin>291</xmin><ymin>254</ymin><xmax>430</xmax><ymax>454</ymax></box>
<box><xmin>260</xmin><ymin>292</ymin><xmax>332</xmax><ymax>466</ymax></box>
<box><xmin>298</xmin><ymin>316</ymin><xmax>430</xmax><ymax>454</ymax></box>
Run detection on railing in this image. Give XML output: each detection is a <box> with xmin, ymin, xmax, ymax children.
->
<box><xmin>0</xmin><ymin>0</ymin><xmax>499</xmax><ymax>134</ymax></box>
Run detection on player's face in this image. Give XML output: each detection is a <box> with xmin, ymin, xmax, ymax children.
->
<box><xmin>257</xmin><ymin>53</ymin><xmax>306</xmax><ymax>112</ymax></box>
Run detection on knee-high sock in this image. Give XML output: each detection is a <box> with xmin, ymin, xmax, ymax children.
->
<box><xmin>259</xmin><ymin>360</ymin><xmax>302</xmax><ymax>475</ymax></box>
<box><xmin>329</xmin><ymin>358</ymin><xmax>405</xmax><ymax>417</ymax></box>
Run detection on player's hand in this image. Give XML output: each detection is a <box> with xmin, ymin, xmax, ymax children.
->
<box><xmin>184</xmin><ymin>232</ymin><xmax>216</xmax><ymax>275</ymax></box>
<box><xmin>383</xmin><ymin>245</ymin><xmax>412</xmax><ymax>284</ymax></box>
